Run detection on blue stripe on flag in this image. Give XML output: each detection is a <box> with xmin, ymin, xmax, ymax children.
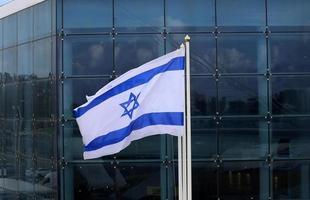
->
<box><xmin>73</xmin><ymin>56</ymin><xmax>184</xmax><ymax>118</ymax></box>
<box><xmin>84</xmin><ymin>112</ymin><xmax>183</xmax><ymax>151</ymax></box>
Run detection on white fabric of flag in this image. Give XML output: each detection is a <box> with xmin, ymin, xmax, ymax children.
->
<box><xmin>74</xmin><ymin>47</ymin><xmax>185</xmax><ymax>159</ymax></box>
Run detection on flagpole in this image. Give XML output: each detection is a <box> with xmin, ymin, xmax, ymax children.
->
<box><xmin>184</xmin><ymin>35</ymin><xmax>192</xmax><ymax>200</ymax></box>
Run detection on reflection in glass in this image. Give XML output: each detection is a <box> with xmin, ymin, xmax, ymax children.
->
<box><xmin>191</xmin><ymin>77</ymin><xmax>216</xmax><ymax>116</ymax></box>
<box><xmin>3</xmin><ymin>47</ymin><xmax>17</xmax><ymax>83</ymax></box>
<box><xmin>219</xmin><ymin>76</ymin><xmax>267</xmax><ymax>115</ymax></box>
<box><xmin>63</xmin><ymin>0</ymin><xmax>112</xmax><ymax>32</ymax></box>
<box><xmin>220</xmin><ymin>118</ymin><xmax>268</xmax><ymax>159</ymax></box>
<box><xmin>3</xmin><ymin>14</ymin><xmax>17</xmax><ymax>48</ymax></box>
<box><xmin>268</xmin><ymin>0</ymin><xmax>310</xmax><ymax>31</ymax></box>
<box><xmin>217</xmin><ymin>0</ymin><xmax>265</xmax><ymax>31</ymax></box>
<box><xmin>166</xmin><ymin>0</ymin><xmax>214</xmax><ymax>31</ymax></box>
<box><xmin>270</xmin><ymin>34</ymin><xmax>310</xmax><ymax>73</ymax></box>
<box><xmin>35</xmin><ymin>159</ymin><xmax>57</xmax><ymax>198</ymax></box>
<box><xmin>272</xmin><ymin>76</ymin><xmax>310</xmax><ymax>115</ymax></box>
<box><xmin>34</xmin><ymin>38</ymin><xmax>52</xmax><ymax>79</ymax></box>
<box><xmin>18</xmin><ymin>8</ymin><xmax>33</xmax><ymax>44</ymax></box>
<box><xmin>34</xmin><ymin>0</ymin><xmax>51</xmax><ymax>39</ymax></box>
<box><xmin>64</xmin><ymin>36</ymin><xmax>113</xmax><ymax>76</ymax></box>
<box><xmin>218</xmin><ymin>34</ymin><xmax>266</xmax><ymax>74</ymax></box>
<box><xmin>115</xmin><ymin>0</ymin><xmax>163</xmax><ymax>32</ymax></box>
<box><xmin>167</xmin><ymin>34</ymin><xmax>215</xmax><ymax>74</ymax></box>
<box><xmin>34</xmin><ymin>121</ymin><xmax>55</xmax><ymax>159</ymax></box>
<box><xmin>115</xmin><ymin>35</ymin><xmax>163</xmax><ymax>74</ymax></box>
<box><xmin>17</xmin><ymin>82</ymin><xmax>33</xmax><ymax>120</ymax></box>
<box><xmin>4</xmin><ymin>83</ymin><xmax>18</xmax><ymax>119</ymax></box>
<box><xmin>34</xmin><ymin>80</ymin><xmax>55</xmax><ymax>119</ymax></box>
<box><xmin>18</xmin><ymin>43</ymin><xmax>33</xmax><ymax>81</ymax></box>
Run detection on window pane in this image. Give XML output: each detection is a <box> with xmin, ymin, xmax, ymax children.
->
<box><xmin>272</xmin><ymin>76</ymin><xmax>310</xmax><ymax>115</ymax></box>
<box><xmin>272</xmin><ymin>117</ymin><xmax>310</xmax><ymax>159</ymax></box>
<box><xmin>273</xmin><ymin>161</ymin><xmax>310</xmax><ymax>200</ymax></box>
<box><xmin>34</xmin><ymin>38</ymin><xmax>51</xmax><ymax>79</ymax></box>
<box><xmin>63</xmin><ymin>0</ymin><xmax>112</xmax><ymax>33</ymax></box>
<box><xmin>218</xmin><ymin>76</ymin><xmax>267</xmax><ymax>115</ymax></box>
<box><xmin>4</xmin><ymin>83</ymin><xmax>18</xmax><ymax>119</ymax></box>
<box><xmin>17</xmin><ymin>82</ymin><xmax>33</xmax><ymax>120</ymax></box>
<box><xmin>34</xmin><ymin>0</ymin><xmax>51</xmax><ymax>39</ymax></box>
<box><xmin>19</xmin><ymin>156</ymin><xmax>34</xmax><ymax>193</ymax></box>
<box><xmin>220</xmin><ymin>162</ymin><xmax>269</xmax><ymax>200</ymax></box>
<box><xmin>167</xmin><ymin>34</ymin><xmax>216</xmax><ymax>74</ymax></box>
<box><xmin>35</xmin><ymin>159</ymin><xmax>57</xmax><ymax>196</ymax></box>
<box><xmin>18</xmin><ymin>43</ymin><xmax>33</xmax><ymax>81</ymax></box>
<box><xmin>63</xmin><ymin>78</ymin><xmax>110</xmax><ymax>119</ymax></box>
<box><xmin>19</xmin><ymin>120</ymin><xmax>33</xmax><ymax>157</ymax></box>
<box><xmin>3</xmin><ymin>14</ymin><xmax>17</xmax><ymax>48</ymax></box>
<box><xmin>218</xmin><ymin>34</ymin><xmax>266</xmax><ymax>74</ymax></box>
<box><xmin>115</xmin><ymin>0</ymin><xmax>163</xmax><ymax>32</ymax></box>
<box><xmin>217</xmin><ymin>0</ymin><xmax>265</xmax><ymax>31</ymax></box>
<box><xmin>166</xmin><ymin>0</ymin><xmax>215</xmax><ymax>32</ymax></box>
<box><xmin>33</xmin><ymin>79</ymin><xmax>55</xmax><ymax>119</ymax></box>
<box><xmin>219</xmin><ymin>118</ymin><xmax>268</xmax><ymax>159</ymax></box>
<box><xmin>270</xmin><ymin>33</ymin><xmax>310</xmax><ymax>73</ymax></box>
<box><xmin>268</xmin><ymin>0</ymin><xmax>310</xmax><ymax>31</ymax></box>
<box><xmin>64</xmin><ymin>163</ymin><xmax>161</xmax><ymax>200</ymax></box>
<box><xmin>64</xmin><ymin>36</ymin><xmax>113</xmax><ymax>76</ymax></box>
<box><xmin>0</xmin><ymin>20</ymin><xmax>3</xmax><ymax>49</ymax></box>
<box><xmin>115</xmin><ymin>35</ymin><xmax>164</xmax><ymax>75</ymax></box>
<box><xmin>191</xmin><ymin>77</ymin><xmax>216</xmax><ymax>116</ymax></box>
<box><xmin>18</xmin><ymin>8</ymin><xmax>33</xmax><ymax>44</ymax></box>
<box><xmin>34</xmin><ymin>121</ymin><xmax>56</xmax><ymax>159</ymax></box>
<box><xmin>3</xmin><ymin>47</ymin><xmax>17</xmax><ymax>83</ymax></box>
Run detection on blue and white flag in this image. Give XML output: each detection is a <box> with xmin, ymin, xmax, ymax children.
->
<box><xmin>74</xmin><ymin>47</ymin><xmax>185</xmax><ymax>159</ymax></box>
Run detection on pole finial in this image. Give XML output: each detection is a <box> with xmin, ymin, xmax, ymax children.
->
<box><xmin>180</xmin><ymin>43</ymin><xmax>185</xmax><ymax>48</ymax></box>
<box><xmin>184</xmin><ymin>35</ymin><xmax>190</xmax><ymax>42</ymax></box>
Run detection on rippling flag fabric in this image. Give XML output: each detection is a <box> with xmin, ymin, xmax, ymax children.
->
<box><xmin>74</xmin><ymin>47</ymin><xmax>185</xmax><ymax>159</ymax></box>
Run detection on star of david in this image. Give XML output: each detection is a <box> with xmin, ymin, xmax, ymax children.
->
<box><xmin>120</xmin><ymin>92</ymin><xmax>141</xmax><ymax>119</ymax></box>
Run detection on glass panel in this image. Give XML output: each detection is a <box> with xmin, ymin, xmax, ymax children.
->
<box><xmin>63</xmin><ymin>0</ymin><xmax>112</xmax><ymax>33</ymax></box>
<box><xmin>34</xmin><ymin>121</ymin><xmax>56</xmax><ymax>159</ymax></box>
<box><xmin>34</xmin><ymin>38</ymin><xmax>51</xmax><ymax>79</ymax></box>
<box><xmin>273</xmin><ymin>161</ymin><xmax>310</xmax><ymax>200</ymax></box>
<box><xmin>272</xmin><ymin>117</ymin><xmax>310</xmax><ymax>159</ymax></box>
<box><xmin>4</xmin><ymin>155</ymin><xmax>18</xmax><ymax>190</ymax></box>
<box><xmin>115</xmin><ymin>0</ymin><xmax>163</xmax><ymax>32</ymax></box>
<box><xmin>0</xmin><ymin>83</ymin><xmax>3</xmax><ymax>118</ymax></box>
<box><xmin>19</xmin><ymin>156</ymin><xmax>34</xmax><ymax>194</ymax></box>
<box><xmin>192</xmin><ymin>162</ymin><xmax>217</xmax><ymax>200</ymax></box>
<box><xmin>217</xmin><ymin>0</ymin><xmax>265</xmax><ymax>31</ymax></box>
<box><xmin>166</xmin><ymin>34</ymin><xmax>216</xmax><ymax>74</ymax></box>
<box><xmin>63</xmin><ymin>78</ymin><xmax>110</xmax><ymax>118</ymax></box>
<box><xmin>3</xmin><ymin>14</ymin><xmax>17</xmax><ymax>48</ymax></box>
<box><xmin>219</xmin><ymin>118</ymin><xmax>268</xmax><ymax>159</ymax></box>
<box><xmin>18</xmin><ymin>120</ymin><xmax>33</xmax><ymax>157</ymax></box>
<box><xmin>33</xmin><ymin>79</ymin><xmax>55</xmax><ymax>119</ymax></box>
<box><xmin>272</xmin><ymin>76</ymin><xmax>310</xmax><ymax>115</ymax></box>
<box><xmin>35</xmin><ymin>159</ymin><xmax>57</xmax><ymax>198</ymax></box>
<box><xmin>17</xmin><ymin>82</ymin><xmax>33</xmax><ymax>120</ymax></box>
<box><xmin>4</xmin><ymin>120</ymin><xmax>17</xmax><ymax>154</ymax></box>
<box><xmin>191</xmin><ymin>76</ymin><xmax>216</xmax><ymax>116</ymax></box>
<box><xmin>63</xmin><ymin>35</ymin><xmax>113</xmax><ymax>76</ymax></box>
<box><xmin>218</xmin><ymin>76</ymin><xmax>267</xmax><ymax>115</ymax></box>
<box><xmin>220</xmin><ymin>161</ymin><xmax>269</xmax><ymax>200</ymax></box>
<box><xmin>18</xmin><ymin>8</ymin><xmax>33</xmax><ymax>44</ymax></box>
<box><xmin>218</xmin><ymin>34</ymin><xmax>266</xmax><ymax>74</ymax></box>
<box><xmin>64</xmin><ymin>163</ymin><xmax>161</xmax><ymax>200</ymax></box>
<box><xmin>18</xmin><ymin>43</ymin><xmax>33</xmax><ymax>81</ymax></box>
<box><xmin>115</xmin><ymin>34</ymin><xmax>164</xmax><ymax>75</ymax></box>
<box><xmin>4</xmin><ymin>83</ymin><xmax>18</xmax><ymax>119</ymax></box>
<box><xmin>3</xmin><ymin>47</ymin><xmax>17</xmax><ymax>83</ymax></box>
<box><xmin>0</xmin><ymin>20</ymin><xmax>3</xmax><ymax>49</ymax></box>
<box><xmin>268</xmin><ymin>0</ymin><xmax>310</xmax><ymax>31</ymax></box>
<box><xmin>270</xmin><ymin>33</ymin><xmax>310</xmax><ymax>73</ymax></box>
<box><xmin>34</xmin><ymin>0</ymin><xmax>52</xmax><ymax>39</ymax></box>
<box><xmin>166</xmin><ymin>0</ymin><xmax>215</xmax><ymax>32</ymax></box>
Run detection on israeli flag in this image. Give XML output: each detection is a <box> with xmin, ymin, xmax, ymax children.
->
<box><xmin>74</xmin><ymin>47</ymin><xmax>185</xmax><ymax>159</ymax></box>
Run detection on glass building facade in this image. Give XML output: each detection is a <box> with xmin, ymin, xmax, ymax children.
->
<box><xmin>1</xmin><ymin>0</ymin><xmax>310</xmax><ymax>199</ymax></box>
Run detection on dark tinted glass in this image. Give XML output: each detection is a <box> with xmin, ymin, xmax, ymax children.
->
<box><xmin>18</xmin><ymin>8</ymin><xmax>33</xmax><ymax>44</ymax></box>
<box><xmin>18</xmin><ymin>120</ymin><xmax>33</xmax><ymax>156</ymax></box>
<box><xmin>34</xmin><ymin>120</ymin><xmax>56</xmax><ymax>159</ymax></box>
<box><xmin>17</xmin><ymin>82</ymin><xmax>33</xmax><ymax>120</ymax></box>
<box><xmin>273</xmin><ymin>161</ymin><xmax>310</xmax><ymax>199</ymax></box>
<box><xmin>272</xmin><ymin>117</ymin><xmax>310</xmax><ymax>158</ymax></box>
<box><xmin>115</xmin><ymin>35</ymin><xmax>164</xmax><ymax>74</ymax></box>
<box><xmin>35</xmin><ymin>158</ymin><xmax>57</xmax><ymax>196</ymax></box>
<box><xmin>63</xmin><ymin>0</ymin><xmax>112</xmax><ymax>33</ymax></box>
<box><xmin>3</xmin><ymin>14</ymin><xmax>17</xmax><ymax>48</ymax></box>
<box><xmin>3</xmin><ymin>47</ymin><xmax>17</xmax><ymax>83</ymax></box>
<box><xmin>220</xmin><ymin>161</ymin><xmax>269</xmax><ymax>200</ymax></box>
<box><xmin>270</xmin><ymin>33</ymin><xmax>310</xmax><ymax>73</ymax></box>
<box><xmin>219</xmin><ymin>118</ymin><xmax>268</xmax><ymax>159</ymax></box>
<box><xmin>166</xmin><ymin>0</ymin><xmax>215</xmax><ymax>32</ymax></box>
<box><xmin>4</xmin><ymin>83</ymin><xmax>18</xmax><ymax>119</ymax></box>
<box><xmin>64</xmin><ymin>36</ymin><xmax>113</xmax><ymax>76</ymax></box>
<box><xmin>272</xmin><ymin>76</ymin><xmax>310</xmax><ymax>115</ymax></box>
<box><xmin>0</xmin><ymin>20</ymin><xmax>3</xmax><ymax>48</ymax></box>
<box><xmin>167</xmin><ymin>34</ymin><xmax>216</xmax><ymax>74</ymax></box>
<box><xmin>34</xmin><ymin>38</ymin><xmax>52</xmax><ymax>79</ymax></box>
<box><xmin>268</xmin><ymin>0</ymin><xmax>310</xmax><ymax>31</ymax></box>
<box><xmin>218</xmin><ymin>34</ymin><xmax>266</xmax><ymax>74</ymax></box>
<box><xmin>217</xmin><ymin>0</ymin><xmax>265</xmax><ymax>31</ymax></box>
<box><xmin>65</xmin><ymin>163</ymin><xmax>161</xmax><ymax>200</ymax></box>
<box><xmin>218</xmin><ymin>76</ymin><xmax>267</xmax><ymax>115</ymax></box>
<box><xmin>115</xmin><ymin>0</ymin><xmax>163</xmax><ymax>32</ymax></box>
<box><xmin>34</xmin><ymin>0</ymin><xmax>52</xmax><ymax>39</ymax></box>
<box><xmin>63</xmin><ymin>78</ymin><xmax>110</xmax><ymax>119</ymax></box>
<box><xmin>19</xmin><ymin>156</ymin><xmax>34</xmax><ymax>192</ymax></box>
<box><xmin>18</xmin><ymin>43</ymin><xmax>33</xmax><ymax>81</ymax></box>
<box><xmin>191</xmin><ymin>77</ymin><xmax>216</xmax><ymax>116</ymax></box>
<box><xmin>33</xmin><ymin>79</ymin><xmax>55</xmax><ymax>119</ymax></box>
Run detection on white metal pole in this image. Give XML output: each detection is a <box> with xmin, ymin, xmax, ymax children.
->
<box><xmin>178</xmin><ymin>135</ymin><xmax>183</xmax><ymax>200</ymax></box>
<box><xmin>184</xmin><ymin>35</ymin><xmax>192</xmax><ymax>200</ymax></box>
